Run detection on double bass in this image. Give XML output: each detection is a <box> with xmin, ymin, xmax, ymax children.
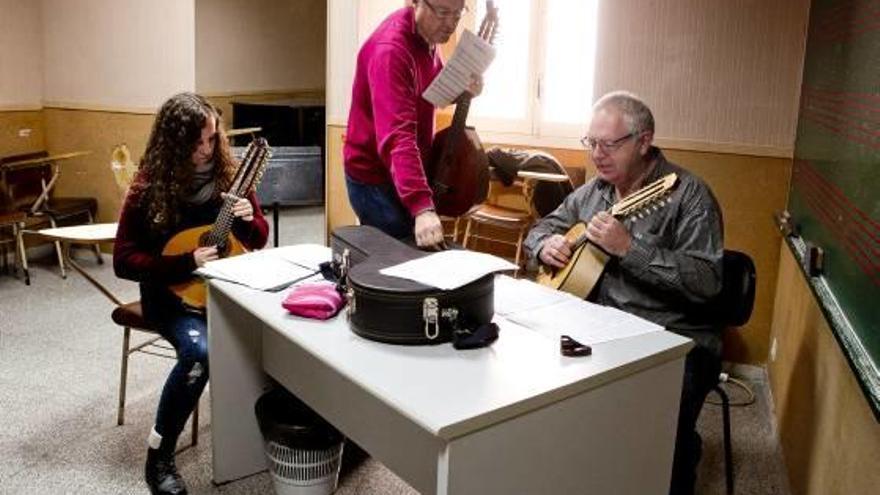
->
<box><xmin>426</xmin><ymin>1</ymin><xmax>499</xmax><ymax>217</ymax></box>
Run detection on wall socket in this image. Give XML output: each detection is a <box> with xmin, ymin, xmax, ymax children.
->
<box><xmin>18</xmin><ymin>128</ymin><xmax>32</xmax><ymax>138</ymax></box>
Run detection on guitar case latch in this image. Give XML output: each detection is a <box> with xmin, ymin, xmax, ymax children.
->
<box><xmin>423</xmin><ymin>298</ymin><xmax>440</xmax><ymax>340</ymax></box>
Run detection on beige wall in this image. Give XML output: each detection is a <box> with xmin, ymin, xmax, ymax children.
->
<box><xmin>0</xmin><ymin>111</ymin><xmax>46</xmax><ymax>156</ymax></box>
<box><xmin>327</xmin><ymin>0</ymin><xmax>407</xmax><ymax>124</ymax></box>
<box><xmin>0</xmin><ymin>0</ymin><xmax>43</xmax><ymax>109</ymax></box>
<box><xmin>768</xmin><ymin>244</ymin><xmax>880</xmax><ymax>495</ymax></box>
<box><xmin>34</xmin><ymin>0</ymin><xmax>198</xmax><ymax>227</ymax></box>
<box><xmin>195</xmin><ymin>0</ymin><xmax>326</xmax><ymax>95</ymax></box>
<box><xmin>326</xmin><ymin>124</ymin><xmax>358</xmax><ymax>235</ymax></box>
<box><xmin>43</xmin><ymin>109</ymin><xmax>154</xmax><ymax>224</ymax></box>
<box><xmin>663</xmin><ymin>149</ymin><xmax>789</xmax><ymax>364</ymax></box>
<box><xmin>41</xmin><ymin>0</ymin><xmax>195</xmax><ymax>111</ymax></box>
<box><xmin>597</xmin><ymin>0</ymin><xmax>809</xmax><ymax>156</ymax></box>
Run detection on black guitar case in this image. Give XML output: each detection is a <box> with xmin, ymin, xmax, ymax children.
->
<box><xmin>331</xmin><ymin>225</ymin><xmax>494</xmax><ymax>345</ymax></box>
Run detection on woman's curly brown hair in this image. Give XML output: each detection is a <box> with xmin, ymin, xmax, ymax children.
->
<box><xmin>131</xmin><ymin>93</ymin><xmax>236</xmax><ymax>237</ymax></box>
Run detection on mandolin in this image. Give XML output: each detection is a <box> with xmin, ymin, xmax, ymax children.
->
<box><xmin>536</xmin><ymin>173</ymin><xmax>678</xmax><ymax>299</ymax></box>
<box><xmin>163</xmin><ymin>138</ymin><xmax>271</xmax><ymax>309</ymax></box>
<box><xmin>426</xmin><ymin>1</ymin><xmax>499</xmax><ymax>217</ymax></box>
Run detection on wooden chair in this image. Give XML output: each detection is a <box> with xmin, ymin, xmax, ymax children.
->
<box><xmin>0</xmin><ymin>151</ymin><xmax>100</xmax><ymax>283</ymax></box>
<box><xmin>440</xmin><ymin>215</ymin><xmax>466</xmax><ymax>244</ymax></box>
<box><xmin>462</xmin><ymin>170</ymin><xmax>572</xmax><ymax>276</ymax></box>
<box><xmin>112</xmin><ymin>301</ymin><xmax>199</xmax><ymax>447</ymax></box>
<box><xmin>1</xmin><ymin>152</ymin><xmax>46</xmax><ymax>284</ymax></box>
<box><xmin>0</xmin><ymin>209</ymin><xmax>27</xmax><ymax>280</ymax></box>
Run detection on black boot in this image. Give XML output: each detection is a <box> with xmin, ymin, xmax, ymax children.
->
<box><xmin>145</xmin><ymin>448</ymin><xmax>188</xmax><ymax>495</ymax></box>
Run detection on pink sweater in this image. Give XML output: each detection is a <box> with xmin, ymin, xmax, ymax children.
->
<box><xmin>343</xmin><ymin>7</ymin><xmax>443</xmax><ymax>216</ymax></box>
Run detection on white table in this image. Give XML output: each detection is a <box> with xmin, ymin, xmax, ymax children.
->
<box><xmin>31</xmin><ymin>223</ymin><xmax>120</xmax><ymax>301</ymax></box>
<box><xmin>208</xmin><ymin>279</ymin><xmax>693</xmax><ymax>495</ymax></box>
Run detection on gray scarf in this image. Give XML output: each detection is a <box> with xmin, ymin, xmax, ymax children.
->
<box><xmin>186</xmin><ymin>161</ymin><xmax>216</xmax><ymax>205</ymax></box>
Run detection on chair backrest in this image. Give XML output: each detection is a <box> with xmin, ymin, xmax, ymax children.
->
<box><xmin>486</xmin><ymin>148</ymin><xmax>574</xmax><ymax>218</ymax></box>
<box><xmin>717</xmin><ymin>249</ymin><xmax>757</xmax><ymax>327</ymax></box>
<box><xmin>0</xmin><ymin>152</ymin><xmax>53</xmax><ymax>211</ymax></box>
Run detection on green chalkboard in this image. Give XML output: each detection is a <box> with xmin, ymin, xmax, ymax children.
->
<box><xmin>789</xmin><ymin>0</ymin><xmax>880</xmax><ymax>418</ymax></box>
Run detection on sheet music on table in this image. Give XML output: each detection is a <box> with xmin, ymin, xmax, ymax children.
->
<box><xmin>422</xmin><ymin>29</ymin><xmax>497</xmax><ymax>107</ymax></box>
<box><xmin>196</xmin><ymin>244</ymin><xmax>331</xmax><ymax>292</ymax></box>
<box><xmin>380</xmin><ymin>250</ymin><xmax>516</xmax><ymax>290</ymax></box>
<box><xmin>493</xmin><ymin>275</ymin><xmax>577</xmax><ymax>316</ymax></box>
<box><xmin>494</xmin><ymin>275</ymin><xmax>665</xmax><ymax>346</ymax></box>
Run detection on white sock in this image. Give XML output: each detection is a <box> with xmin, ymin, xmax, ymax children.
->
<box><xmin>148</xmin><ymin>426</ymin><xmax>163</xmax><ymax>450</ymax></box>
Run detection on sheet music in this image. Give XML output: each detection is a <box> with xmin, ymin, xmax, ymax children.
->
<box><xmin>503</xmin><ymin>297</ymin><xmax>664</xmax><ymax>346</ymax></box>
<box><xmin>380</xmin><ymin>250</ymin><xmax>516</xmax><ymax>290</ymax></box>
<box><xmin>493</xmin><ymin>275</ymin><xmax>577</xmax><ymax>316</ymax></box>
<box><xmin>422</xmin><ymin>29</ymin><xmax>496</xmax><ymax>107</ymax></box>
<box><xmin>196</xmin><ymin>247</ymin><xmax>320</xmax><ymax>291</ymax></box>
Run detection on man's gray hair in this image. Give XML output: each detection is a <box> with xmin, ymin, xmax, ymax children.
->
<box><xmin>593</xmin><ymin>91</ymin><xmax>655</xmax><ymax>134</ymax></box>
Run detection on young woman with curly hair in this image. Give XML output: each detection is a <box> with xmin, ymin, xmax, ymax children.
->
<box><xmin>114</xmin><ymin>92</ymin><xmax>268</xmax><ymax>495</ymax></box>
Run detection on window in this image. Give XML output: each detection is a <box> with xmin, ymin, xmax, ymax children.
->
<box><xmin>468</xmin><ymin>0</ymin><xmax>599</xmax><ymax>145</ymax></box>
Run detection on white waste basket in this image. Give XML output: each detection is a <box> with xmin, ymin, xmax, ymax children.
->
<box><xmin>256</xmin><ymin>389</ymin><xmax>344</xmax><ymax>495</ymax></box>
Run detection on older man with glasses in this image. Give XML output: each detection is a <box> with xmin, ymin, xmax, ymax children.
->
<box><xmin>344</xmin><ymin>0</ymin><xmax>480</xmax><ymax>249</ymax></box>
<box><xmin>524</xmin><ymin>90</ymin><xmax>725</xmax><ymax>495</ymax></box>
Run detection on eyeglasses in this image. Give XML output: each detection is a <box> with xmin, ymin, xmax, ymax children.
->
<box><xmin>421</xmin><ymin>0</ymin><xmax>469</xmax><ymax>21</ymax></box>
<box><xmin>580</xmin><ymin>132</ymin><xmax>636</xmax><ymax>153</ymax></box>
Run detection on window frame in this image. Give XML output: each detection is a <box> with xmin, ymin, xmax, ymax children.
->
<box><xmin>464</xmin><ymin>0</ymin><xmax>598</xmax><ymax>148</ymax></box>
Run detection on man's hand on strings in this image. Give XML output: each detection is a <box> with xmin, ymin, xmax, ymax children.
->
<box><xmin>586</xmin><ymin>211</ymin><xmax>632</xmax><ymax>257</ymax></box>
<box><xmin>539</xmin><ymin>234</ymin><xmax>572</xmax><ymax>268</ymax></box>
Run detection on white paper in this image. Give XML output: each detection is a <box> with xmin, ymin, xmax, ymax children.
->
<box><xmin>493</xmin><ymin>275</ymin><xmax>578</xmax><ymax>316</ymax></box>
<box><xmin>380</xmin><ymin>250</ymin><xmax>517</xmax><ymax>290</ymax></box>
<box><xmin>503</xmin><ymin>295</ymin><xmax>664</xmax><ymax>346</ymax></box>
<box><xmin>422</xmin><ymin>29</ymin><xmax>496</xmax><ymax>107</ymax></box>
<box><xmin>273</xmin><ymin>244</ymin><xmax>332</xmax><ymax>271</ymax></box>
<box><xmin>196</xmin><ymin>247</ymin><xmax>319</xmax><ymax>291</ymax></box>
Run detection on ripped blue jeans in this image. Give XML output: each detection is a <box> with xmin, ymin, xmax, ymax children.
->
<box><xmin>154</xmin><ymin>312</ymin><xmax>208</xmax><ymax>453</ymax></box>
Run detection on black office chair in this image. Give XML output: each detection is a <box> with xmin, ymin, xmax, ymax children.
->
<box><xmin>711</xmin><ymin>249</ymin><xmax>756</xmax><ymax>495</ymax></box>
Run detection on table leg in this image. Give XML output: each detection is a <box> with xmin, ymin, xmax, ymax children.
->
<box><xmin>208</xmin><ymin>286</ymin><xmax>269</xmax><ymax>483</ymax></box>
<box><xmin>14</xmin><ymin>222</ymin><xmax>29</xmax><ymax>285</ymax></box>
<box><xmin>62</xmin><ymin>243</ymin><xmax>124</xmax><ymax>306</ymax></box>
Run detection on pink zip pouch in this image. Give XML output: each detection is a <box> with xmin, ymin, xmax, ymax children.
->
<box><xmin>281</xmin><ymin>282</ymin><xmax>345</xmax><ymax>320</ymax></box>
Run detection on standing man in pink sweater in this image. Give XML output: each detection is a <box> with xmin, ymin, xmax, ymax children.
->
<box><xmin>344</xmin><ymin>0</ymin><xmax>480</xmax><ymax>248</ymax></box>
